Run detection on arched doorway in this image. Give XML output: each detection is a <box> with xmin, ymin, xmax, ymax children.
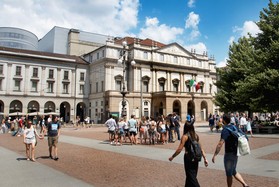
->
<box><xmin>187</xmin><ymin>100</ymin><xmax>195</xmax><ymax>117</ymax></box>
<box><xmin>173</xmin><ymin>100</ymin><xmax>181</xmax><ymax>116</ymax></box>
<box><xmin>77</xmin><ymin>102</ymin><xmax>86</xmax><ymax>122</ymax></box>
<box><xmin>200</xmin><ymin>101</ymin><xmax>208</xmax><ymax>121</ymax></box>
<box><xmin>0</xmin><ymin>100</ymin><xmax>4</xmax><ymax>121</ymax></box>
<box><xmin>60</xmin><ymin>102</ymin><xmax>70</xmax><ymax>123</ymax></box>
<box><xmin>0</xmin><ymin>100</ymin><xmax>4</xmax><ymax>113</ymax></box>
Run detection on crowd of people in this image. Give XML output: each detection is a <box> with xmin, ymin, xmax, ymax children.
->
<box><xmin>104</xmin><ymin>112</ymin><xmax>194</xmax><ymax>146</ymax></box>
<box><xmin>208</xmin><ymin>112</ymin><xmax>254</xmax><ymax>137</ymax></box>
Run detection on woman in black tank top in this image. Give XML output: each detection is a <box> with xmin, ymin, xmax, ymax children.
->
<box><xmin>169</xmin><ymin>122</ymin><xmax>208</xmax><ymax>187</ymax></box>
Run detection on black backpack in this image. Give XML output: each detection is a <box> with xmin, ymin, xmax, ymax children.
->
<box><xmin>187</xmin><ymin>133</ymin><xmax>202</xmax><ymax>162</ymax></box>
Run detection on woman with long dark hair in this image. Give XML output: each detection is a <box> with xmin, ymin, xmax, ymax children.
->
<box><xmin>169</xmin><ymin>122</ymin><xmax>208</xmax><ymax>187</ymax></box>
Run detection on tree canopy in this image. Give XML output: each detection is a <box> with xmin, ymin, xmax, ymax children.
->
<box><xmin>214</xmin><ymin>0</ymin><xmax>279</xmax><ymax>113</ymax></box>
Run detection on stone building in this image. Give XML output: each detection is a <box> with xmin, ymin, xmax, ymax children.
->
<box><xmin>0</xmin><ymin>26</ymin><xmax>218</xmax><ymax>123</ymax></box>
<box><xmin>0</xmin><ymin>46</ymin><xmax>89</xmax><ymax>123</ymax></box>
<box><xmin>84</xmin><ymin>37</ymin><xmax>217</xmax><ymax>123</ymax></box>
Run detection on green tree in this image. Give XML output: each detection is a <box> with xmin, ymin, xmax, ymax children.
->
<box><xmin>214</xmin><ymin>37</ymin><xmax>256</xmax><ymax>112</ymax></box>
<box><xmin>215</xmin><ymin>0</ymin><xmax>279</xmax><ymax>113</ymax></box>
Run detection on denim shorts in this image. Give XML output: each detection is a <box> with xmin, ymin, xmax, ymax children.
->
<box><xmin>224</xmin><ymin>152</ymin><xmax>238</xmax><ymax>176</ymax></box>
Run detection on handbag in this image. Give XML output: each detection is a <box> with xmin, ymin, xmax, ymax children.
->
<box><xmin>237</xmin><ymin>135</ymin><xmax>250</xmax><ymax>156</ymax></box>
<box><xmin>226</xmin><ymin>126</ymin><xmax>250</xmax><ymax>156</ymax></box>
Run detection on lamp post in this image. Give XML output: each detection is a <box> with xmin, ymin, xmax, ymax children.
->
<box><xmin>117</xmin><ymin>41</ymin><xmax>136</xmax><ymax>117</ymax></box>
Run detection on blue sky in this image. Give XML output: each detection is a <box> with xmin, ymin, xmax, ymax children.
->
<box><xmin>0</xmin><ymin>0</ymin><xmax>275</xmax><ymax>67</ymax></box>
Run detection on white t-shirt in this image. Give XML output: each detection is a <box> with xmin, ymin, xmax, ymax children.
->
<box><xmin>240</xmin><ymin>117</ymin><xmax>247</xmax><ymax>126</ymax></box>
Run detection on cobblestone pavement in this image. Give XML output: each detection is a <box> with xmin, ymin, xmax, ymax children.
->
<box><xmin>0</xmin><ymin>124</ymin><xmax>278</xmax><ymax>187</ymax></box>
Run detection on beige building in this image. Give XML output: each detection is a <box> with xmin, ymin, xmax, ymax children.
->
<box><xmin>84</xmin><ymin>37</ymin><xmax>218</xmax><ymax>123</ymax></box>
<box><xmin>0</xmin><ymin>26</ymin><xmax>218</xmax><ymax>123</ymax></box>
<box><xmin>0</xmin><ymin>47</ymin><xmax>89</xmax><ymax>123</ymax></box>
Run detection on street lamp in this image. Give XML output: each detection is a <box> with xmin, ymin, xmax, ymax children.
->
<box><xmin>117</xmin><ymin>40</ymin><xmax>136</xmax><ymax>117</ymax></box>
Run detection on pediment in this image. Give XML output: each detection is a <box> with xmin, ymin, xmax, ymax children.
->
<box><xmin>156</xmin><ymin>43</ymin><xmax>193</xmax><ymax>57</ymax></box>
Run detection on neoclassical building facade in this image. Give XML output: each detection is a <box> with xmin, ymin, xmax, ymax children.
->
<box><xmin>0</xmin><ymin>27</ymin><xmax>218</xmax><ymax>123</ymax></box>
<box><xmin>0</xmin><ymin>47</ymin><xmax>89</xmax><ymax>123</ymax></box>
<box><xmin>84</xmin><ymin>37</ymin><xmax>218</xmax><ymax>123</ymax></box>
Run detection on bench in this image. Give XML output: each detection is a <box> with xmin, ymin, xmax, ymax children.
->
<box><xmin>252</xmin><ymin>126</ymin><xmax>279</xmax><ymax>134</ymax></box>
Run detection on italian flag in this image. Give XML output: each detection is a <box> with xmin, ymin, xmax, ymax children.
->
<box><xmin>190</xmin><ymin>79</ymin><xmax>196</xmax><ymax>87</ymax></box>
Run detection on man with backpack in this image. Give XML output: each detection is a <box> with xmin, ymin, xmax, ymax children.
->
<box><xmin>212</xmin><ymin>114</ymin><xmax>249</xmax><ymax>187</ymax></box>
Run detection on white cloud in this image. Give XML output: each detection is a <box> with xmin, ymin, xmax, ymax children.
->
<box><xmin>0</xmin><ymin>0</ymin><xmax>140</xmax><ymax>38</ymax></box>
<box><xmin>184</xmin><ymin>42</ymin><xmax>207</xmax><ymax>54</ymax></box>
<box><xmin>233</xmin><ymin>20</ymin><xmax>261</xmax><ymax>38</ymax></box>
<box><xmin>188</xmin><ymin>0</ymin><xmax>195</xmax><ymax>8</ymax></box>
<box><xmin>138</xmin><ymin>17</ymin><xmax>184</xmax><ymax>44</ymax></box>
<box><xmin>241</xmin><ymin>21</ymin><xmax>261</xmax><ymax>37</ymax></box>
<box><xmin>217</xmin><ymin>57</ymin><xmax>228</xmax><ymax>67</ymax></box>
<box><xmin>185</xmin><ymin>12</ymin><xmax>200</xmax><ymax>40</ymax></box>
<box><xmin>185</xmin><ymin>12</ymin><xmax>199</xmax><ymax>29</ymax></box>
<box><xmin>228</xmin><ymin>36</ymin><xmax>235</xmax><ymax>45</ymax></box>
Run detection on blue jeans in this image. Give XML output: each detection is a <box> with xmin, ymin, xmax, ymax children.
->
<box><xmin>224</xmin><ymin>152</ymin><xmax>238</xmax><ymax>176</ymax></box>
<box><xmin>175</xmin><ymin>126</ymin><xmax>181</xmax><ymax>140</ymax></box>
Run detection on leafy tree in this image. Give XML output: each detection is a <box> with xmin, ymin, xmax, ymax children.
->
<box><xmin>215</xmin><ymin>0</ymin><xmax>279</xmax><ymax>113</ymax></box>
<box><xmin>214</xmin><ymin>37</ymin><xmax>256</xmax><ymax>112</ymax></box>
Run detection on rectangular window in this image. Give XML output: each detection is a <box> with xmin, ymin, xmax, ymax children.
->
<box><xmin>102</xmin><ymin>50</ymin><xmax>105</xmax><ymax>57</ymax></box>
<box><xmin>80</xmin><ymin>84</ymin><xmax>84</xmax><ymax>95</ymax></box>
<box><xmin>174</xmin><ymin>56</ymin><xmax>178</xmax><ymax>63</ymax></box>
<box><xmin>95</xmin><ymin>82</ymin><xmax>98</xmax><ymax>93</ymax></box>
<box><xmin>16</xmin><ymin>66</ymin><xmax>21</xmax><ymax>76</ymax></box>
<box><xmin>49</xmin><ymin>69</ymin><xmax>54</xmax><ymax>79</ymax></box>
<box><xmin>160</xmin><ymin>54</ymin><xmax>164</xmax><ymax>61</ymax></box>
<box><xmin>199</xmin><ymin>61</ymin><xmax>202</xmax><ymax>67</ymax></box>
<box><xmin>0</xmin><ymin>65</ymin><xmax>3</xmax><ymax>74</ymax></box>
<box><xmin>143</xmin><ymin>51</ymin><xmax>148</xmax><ymax>59</ymax></box>
<box><xmin>97</xmin><ymin>52</ymin><xmax>99</xmax><ymax>59</ymax></box>
<box><xmin>143</xmin><ymin>81</ymin><xmax>148</xmax><ymax>93</ymax></box>
<box><xmin>33</xmin><ymin>68</ymin><xmax>38</xmax><ymax>77</ymax></box>
<box><xmin>0</xmin><ymin>79</ymin><xmax>2</xmax><ymax>90</ymax></box>
<box><xmin>64</xmin><ymin>71</ymin><xmax>69</xmax><ymax>80</ymax></box>
<box><xmin>187</xmin><ymin>59</ymin><xmax>190</xmax><ymax>65</ymax></box>
<box><xmin>116</xmin><ymin>80</ymin><xmax>121</xmax><ymax>91</ymax></box>
<box><xmin>101</xmin><ymin>101</ymin><xmax>103</xmax><ymax>106</ymax></box>
<box><xmin>173</xmin><ymin>84</ymin><xmax>178</xmax><ymax>92</ymax></box>
<box><xmin>14</xmin><ymin>80</ymin><xmax>21</xmax><ymax>91</ymax></box>
<box><xmin>159</xmin><ymin>83</ymin><xmax>165</xmax><ymax>91</ymax></box>
<box><xmin>95</xmin><ymin>101</ymin><xmax>98</xmax><ymax>107</ymax></box>
<box><xmin>48</xmin><ymin>82</ymin><xmax>54</xmax><ymax>93</ymax></box>
<box><xmin>80</xmin><ymin>72</ymin><xmax>85</xmax><ymax>81</ymax></box>
<box><xmin>101</xmin><ymin>81</ymin><xmax>104</xmax><ymax>92</ymax></box>
<box><xmin>95</xmin><ymin>108</ymin><xmax>98</xmax><ymax>116</ymax></box>
<box><xmin>31</xmin><ymin>81</ymin><xmax>37</xmax><ymax>92</ymax></box>
<box><xmin>63</xmin><ymin>83</ymin><xmax>69</xmax><ymax>94</ymax></box>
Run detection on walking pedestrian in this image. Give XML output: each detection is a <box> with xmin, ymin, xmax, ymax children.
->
<box><xmin>105</xmin><ymin>115</ymin><xmax>117</xmax><ymax>144</ymax></box>
<box><xmin>212</xmin><ymin>113</ymin><xmax>249</xmax><ymax>187</ymax></box>
<box><xmin>23</xmin><ymin>120</ymin><xmax>44</xmax><ymax>162</ymax></box>
<box><xmin>47</xmin><ymin>116</ymin><xmax>61</xmax><ymax>161</ymax></box>
<box><xmin>169</xmin><ymin>122</ymin><xmax>208</xmax><ymax>187</ymax></box>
